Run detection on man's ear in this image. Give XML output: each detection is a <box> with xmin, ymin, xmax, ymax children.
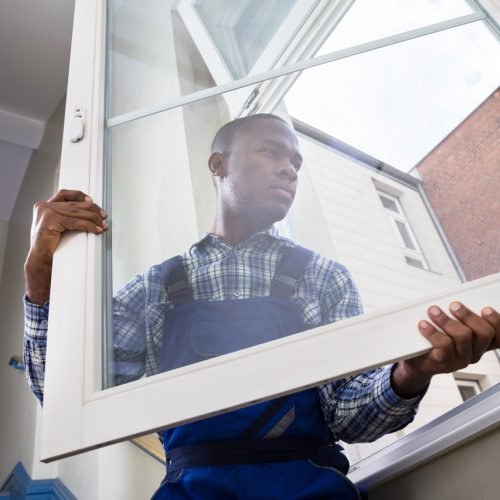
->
<box><xmin>208</xmin><ymin>152</ymin><xmax>226</xmax><ymax>178</ymax></box>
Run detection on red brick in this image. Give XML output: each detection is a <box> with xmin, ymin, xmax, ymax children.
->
<box><xmin>417</xmin><ymin>89</ymin><xmax>500</xmax><ymax>280</ymax></box>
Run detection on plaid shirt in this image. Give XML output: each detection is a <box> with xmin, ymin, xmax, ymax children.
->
<box><xmin>24</xmin><ymin>228</ymin><xmax>423</xmax><ymax>443</ymax></box>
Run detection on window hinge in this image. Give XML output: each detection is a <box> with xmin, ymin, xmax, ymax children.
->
<box><xmin>243</xmin><ymin>89</ymin><xmax>259</xmax><ymax>110</ymax></box>
<box><xmin>236</xmin><ymin>88</ymin><xmax>260</xmax><ymax>118</ymax></box>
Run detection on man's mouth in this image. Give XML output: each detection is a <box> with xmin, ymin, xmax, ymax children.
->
<box><xmin>270</xmin><ymin>185</ymin><xmax>295</xmax><ymax>200</ymax></box>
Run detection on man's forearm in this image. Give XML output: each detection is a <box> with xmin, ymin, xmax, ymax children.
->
<box><xmin>24</xmin><ymin>252</ymin><xmax>52</xmax><ymax>305</ymax></box>
<box><xmin>391</xmin><ymin>360</ymin><xmax>432</xmax><ymax>399</ymax></box>
<box><xmin>321</xmin><ymin>366</ymin><xmax>423</xmax><ymax>443</ymax></box>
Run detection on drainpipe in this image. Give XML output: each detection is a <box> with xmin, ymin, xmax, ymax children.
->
<box><xmin>416</xmin><ymin>183</ymin><xmax>467</xmax><ymax>283</ymax></box>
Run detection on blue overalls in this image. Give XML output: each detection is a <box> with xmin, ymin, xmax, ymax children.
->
<box><xmin>152</xmin><ymin>246</ymin><xmax>361</xmax><ymax>499</ymax></box>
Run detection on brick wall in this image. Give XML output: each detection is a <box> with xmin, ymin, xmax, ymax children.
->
<box><xmin>416</xmin><ymin>88</ymin><xmax>500</xmax><ymax>280</ymax></box>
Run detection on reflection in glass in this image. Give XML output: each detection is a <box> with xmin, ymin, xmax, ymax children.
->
<box><xmin>106</xmin><ymin>0</ymin><xmax>322</xmax><ymax>118</ymax></box>
<box><xmin>194</xmin><ymin>0</ymin><xmax>297</xmax><ymax>79</ymax></box>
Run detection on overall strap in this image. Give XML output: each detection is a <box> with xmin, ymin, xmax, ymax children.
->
<box><xmin>270</xmin><ymin>246</ymin><xmax>314</xmax><ymax>299</ymax></box>
<box><xmin>237</xmin><ymin>246</ymin><xmax>313</xmax><ymax>439</ymax></box>
<box><xmin>160</xmin><ymin>256</ymin><xmax>194</xmax><ymax>305</ymax></box>
<box><xmin>239</xmin><ymin>396</ymin><xmax>290</xmax><ymax>439</ymax></box>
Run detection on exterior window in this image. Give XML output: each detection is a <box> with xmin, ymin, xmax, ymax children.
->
<box><xmin>405</xmin><ymin>256</ymin><xmax>425</xmax><ymax>269</ymax></box>
<box><xmin>377</xmin><ymin>191</ymin><xmax>428</xmax><ymax>270</ymax></box>
<box><xmin>455</xmin><ymin>377</ymin><xmax>482</xmax><ymax>402</ymax></box>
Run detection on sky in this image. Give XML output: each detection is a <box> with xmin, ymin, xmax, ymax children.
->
<box><xmin>285</xmin><ymin>0</ymin><xmax>500</xmax><ymax>172</ymax></box>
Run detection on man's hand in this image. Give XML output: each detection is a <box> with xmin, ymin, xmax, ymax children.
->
<box><xmin>392</xmin><ymin>303</ymin><xmax>500</xmax><ymax>398</ymax></box>
<box><xmin>25</xmin><ymin>189</ymin><xmax>108</xmax><ymax>305</ymax></box>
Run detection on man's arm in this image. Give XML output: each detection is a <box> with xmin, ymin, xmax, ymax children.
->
<box><xmin>323</xmin><ymin>303</ymin><xmax>500</xmax><ymax>443</ymax></box>
<box><xmin>23</xmin><ymin>189</ymin><xmax>108</xmax><ymax>402</ymax></box>
<box><xmin>317</xmin><ymin>261</ymin><xmax>424</xmax><ymax>442</ymax></box>
<box><xmin>112</xmin><ymin>274</ymin><xmax>149</xmax><ymax>385</ymax></box>
<box><xmin>23</xmin><ymin>273</ymin><xmax>149</xmax><ymax>403</ymax></box>
<box><xmin>25</xmin><ymin>189</ymin><xmax>108</xmax><ymax>305</ymax></box>
<box><xmin>319</xmin><ymin>366</ymin><xmax>422</xmax><ymax>443</ymax></box>
<box><xmin>317</xmin><ymin>259</ymin><xmax>500</xmax><ymax>443</ymax></box>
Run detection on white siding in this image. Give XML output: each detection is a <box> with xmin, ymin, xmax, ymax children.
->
<box><xmin>297</xmin><ymin>134</ymin><xmax>462</xmax><ymax>314</ymax></box>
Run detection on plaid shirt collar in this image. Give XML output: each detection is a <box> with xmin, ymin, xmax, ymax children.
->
<box><xmin>189</xmin><ymin>226</ymin><xmax>295</xmax><ymax>254</ymax></box>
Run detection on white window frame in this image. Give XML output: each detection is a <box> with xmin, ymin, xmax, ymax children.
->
<box><xmin>40</xmin><ymin>0</ymin><xmax>499</xmax><ymax>463</ymax></box>
<box><xmin>378</xmin><ymin>191</ymin><xmax>429</xmax><ymax>270</ymax></box>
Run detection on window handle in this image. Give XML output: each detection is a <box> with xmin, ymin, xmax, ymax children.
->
<box><xmin>69</xmin><ymin>107</ymin><xmax>86</xmax><ymax>143</ymax></box>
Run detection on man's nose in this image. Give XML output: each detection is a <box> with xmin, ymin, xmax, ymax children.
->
<box><xmin>277</xmin><ymin>159</ymin><xmax>298</xmax><ymax>181</ymax></box>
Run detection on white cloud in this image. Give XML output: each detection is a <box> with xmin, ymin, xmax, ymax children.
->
<box><xmin>285</xmin><ymin>0</ymin><xmax>500</xmax><ymax>171</ymax></box>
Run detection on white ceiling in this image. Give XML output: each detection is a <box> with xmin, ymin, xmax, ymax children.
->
<box><xmin>0</xmin><ymin>0</ymin><xmax>75</xmax><ymax>220</ymax></box>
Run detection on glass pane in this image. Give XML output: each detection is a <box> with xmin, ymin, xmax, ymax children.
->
<box><xmin>405</xmin><ymin>256</ymin><xmax>425</xmax><ymax>269</ymax></box>
<box><xmin>286</xmin><ymin>21</ymin><xmax>500</xmax><ymax>171</ymax></box>
<box><xmin>319</xmin><ymin>0</ymin><xmax>475</xmax><ymax>54</ymax></box>
<box><xmin>106</xmin><ymin>0</ymin><xmax>319</xmax><ymax>118</ymax></box>
<box><xmin>106</xmin><ymin>0</ymin><xmax>480</xmax><ymax>120</ymax></box>
<box><xmin>395</xmin><ymin>220</ymin><xmax>417</xmax><ymax>249</ymax></box>
<box><xmin>194</xmin><ymin>0</ymin><xmax>297</xmax><ymax>79</ymax></box>
<box><xmin>457</xmin><ymin>384</ymin><xmax>479</xmax><ymax>401</ymax></box>
<box><xmin>379</xmin><ymin>195</ymin><xmax>399</xmax><ymax>212</ymax></box>
<box><xmin>107</xmin><ymin>91</ymin><xmax>309</xmax><ymax>387</ymax></box>
<box><xmin>103</xmin><ymin>34</ymin><xmax>500</xmax><ymax>469</ymax></box>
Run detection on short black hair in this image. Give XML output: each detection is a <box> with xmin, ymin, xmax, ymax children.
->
<box><xmin>211</xmin><ymin>114</ymin><xmax>290</xmax><ymax>154</ymax></box>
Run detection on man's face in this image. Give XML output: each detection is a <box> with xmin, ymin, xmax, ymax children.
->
<box><xmin>218</xmin><ymin>118</ymin><xmax>303</xmax><ymax>227</ymax></box>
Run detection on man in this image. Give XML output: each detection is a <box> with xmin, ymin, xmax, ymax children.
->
<box><xmin>24</xmin><ymin>114</ymin><xmax>499</xmax><ymax>499</ymax></box>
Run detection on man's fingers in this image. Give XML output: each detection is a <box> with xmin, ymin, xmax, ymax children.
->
<box><xmin>414</xmin><ymin>304</ymin><xmax>499</xmax><ymax>378</ymax></box>
<box><xmin>49</xmin><ymin>202</ymin><xmax>108</xmax><ymax>227</ymax></box>
<box><xmin>26</xmin><ymin>189</ymin><xmax>108</xmax><ymax>307</ymax></box>
<box><xmin>481</xmin><ymin>306</ymin><xmax>500</xmax><ymax>351</ymax></box>
<box><xmin>448</xmin><ymin>302</ymin><xmax>495</xmax><ymax>362</ymax></box>
<box><xmin>33</xmin><ymin>198</ymin><xmax>108</xmax><ymax>234</ymax></box>
<box><xmin>59</xmin><ymin>216</ymin><xmax>106</xmax><ymax>234</ymax></box>
<box><xmin>48</xmin><ymin>189</ymin><xmax>92</xmax><ymax>203</ymax></box>
<box><xmin>427</xmin><ymin>306</ymin><xmax>473</xmax><ymax>365</ymax></box>
<box><xmin>417</xmin><ymin>319</ymin><xmax>454</xmax><ymax>367</ymax></box>
<box><xmin>30</xmin><ymin>196</ymin><xmax>108</xmax><ymax>256</ymax></box>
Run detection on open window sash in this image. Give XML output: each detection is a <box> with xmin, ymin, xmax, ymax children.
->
<box><xmin>44</xmin><ymin>221</ymin><xmax>500</xmax><ymax>463</ymax></box>
<box><xmin>40</xmin><ymin>0</ymin><xmax>500</xmax><ymax>463</ymax></box>
<box><xmin>176</xmin><ymin>0</ymin><xmax>355</xmax><ymax>116</ymax></box>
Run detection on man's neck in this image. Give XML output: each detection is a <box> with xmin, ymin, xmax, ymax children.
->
<box><xmin>210</xmin><ymin>215</ymin><xmax>271</xmax><ymax>247</ymax></box>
